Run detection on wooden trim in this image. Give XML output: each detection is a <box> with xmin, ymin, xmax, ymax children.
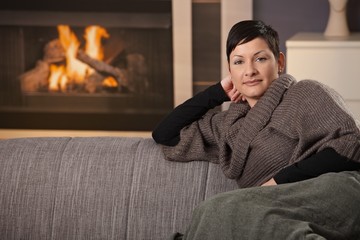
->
<box><xmin>172</xmin><ymin>0</ymin><xmax>193</xmax><ymax>106</ymax></box>
<box><xmin>193</xmin><ymin>81</ymin><xmax>218</xmax><ymax>86</ymax></box>
<box><xmin>0</xmin><ymin>129</ymin><xmax>151</xmax><ymax>139</ymax></box>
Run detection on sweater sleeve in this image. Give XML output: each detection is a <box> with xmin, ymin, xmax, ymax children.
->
<box><xmin>289</xmin><ymin>80</ymin><xmax>360</xmax><ymax>164</ymax></box>
<box><xmin>274</xmin><ymin>80</ymin><xmax>360</xmax><ymax>185</ymax></box>
<box><xmin>274</xmin><ymin>148</ymin><xmax>360</xmax><ymax>184</ymax></box>
<box><xmin>152</xmin><ymin>82</ymin><xmax>229</xmax><ymax>146</ymax></box>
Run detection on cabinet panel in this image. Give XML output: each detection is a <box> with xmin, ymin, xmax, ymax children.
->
<box><xmin>286</xmin><ymin>32</ymin><xmax>360</xmax><ymax>120</ymax></box>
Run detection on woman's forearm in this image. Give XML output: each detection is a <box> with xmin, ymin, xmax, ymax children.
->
<box><xmin>274</xmin><ymin>148</ymin><xmax>360</xmax><ymax>184</ymax></box>
<box><xmin>152</xmin><ymin>82</ymin><xmax>229</xmax><ymax>146</ymax></box>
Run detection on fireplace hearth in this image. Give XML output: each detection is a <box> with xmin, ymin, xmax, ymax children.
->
<box><xmin>0</xmin><ymin>1</ymin><xmax>173</xmax><ymax>131</ymax></box>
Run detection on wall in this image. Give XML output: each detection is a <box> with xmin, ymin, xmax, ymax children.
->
<box><xmin>254</xmin><ymin>0</ymin><xmax>360</xmax><ymax>53</ymax></box>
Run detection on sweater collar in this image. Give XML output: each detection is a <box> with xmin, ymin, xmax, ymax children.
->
<box><xmin>220</xmin><ymin>74</ymin><xmax>297</xmax><ymax>179</ymax></box>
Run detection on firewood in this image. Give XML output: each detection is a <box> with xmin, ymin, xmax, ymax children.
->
<box><xmin>43</xmin><ymin>39</ymin><xmax>65</xmax><ymax>63</ymax></box>
<box><xmin>84</xmin><ymin>72</ymin><xmax>104</xmax><ymax>93</ymax></box>
<box><xmin>77</xmin><ymin>50</ymin><xmax>128</xmax><ymax>88</ymax></box>
<box><xmin>19</xmin><ymin>60</ymin><xmax>50</xmax><ymax>92</ymax></box>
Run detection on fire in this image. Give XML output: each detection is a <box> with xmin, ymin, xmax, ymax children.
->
<box><xmin>85</xmin><ymin>26</ymin><xmax>109</xmax><ymax>62</ymax></box>
<box><xmin>48</xmin><ymin>64</ymin><xmax>66</xmax><ymax>92</ymax></box>
<box><xmin>102</xmin><ymin>76</ymin><xmax>118</xmax><ymax>87</ymax></box>
<box><xmin>49</xmin><ymin>25</ymin><xmax>110</xmax><ymax>91</ymax></box>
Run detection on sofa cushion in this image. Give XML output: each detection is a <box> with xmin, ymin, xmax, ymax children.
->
<box><xmin>127</xmin><ymin>138</ymin><xmax>238</xmax><ymax>239</ymax></box>
<box><xmin>127</xmin><ymin>138</ymin><xmax>209</xmax><ymax>239</ymax></box>
<box><xmin>0</xmin><ymin>137</ymin><xmax>72</xmax><ymax>239</ymax></box>
<box><xmin>51</xmin><ymin>137</ymin><xmax>141</xmax><ymax>240</ymax></box>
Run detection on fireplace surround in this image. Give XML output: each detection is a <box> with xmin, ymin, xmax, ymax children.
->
<box><xmin>0</xmin><ymin>0</ymin><xmax>255</xmax><ymax>137</ymax></box>
<box><xmin>0</xmin><ymin>0</ymin><xmax>178</xmax><ymax>131</ymax></box>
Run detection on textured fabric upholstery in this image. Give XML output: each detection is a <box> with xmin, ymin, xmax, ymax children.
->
<box><xmin>0</xmin><ymin>137</ymin><xmax>72</xmax><ymax>239</ymax></box>
<box><xmin>0</xmin><ymin>136</ymin><xmax>238</xmax><ymax>239</ymax></box>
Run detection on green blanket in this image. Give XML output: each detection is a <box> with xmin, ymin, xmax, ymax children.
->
<box><xmin>174</xmin><ymin>171</ymin><xmax>360</xmax><ymax>240</ymax></box>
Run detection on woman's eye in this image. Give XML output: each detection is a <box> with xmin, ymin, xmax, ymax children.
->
<box><xmin>256</xmin><ymin>57</ymin><xmax>267</xmax><ymax>62</ymax></box>
<box><xmin>234</xmin><ymin>60</ymin><xmax>243</xmax><ymax>65</ymax></box>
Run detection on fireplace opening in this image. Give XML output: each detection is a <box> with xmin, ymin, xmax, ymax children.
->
<box><xmin>0</xmin><ymin>6</ymin><xmax>173</xmax><ymax>131</ymax></box>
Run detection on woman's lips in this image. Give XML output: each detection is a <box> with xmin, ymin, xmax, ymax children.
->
<box><xmin>243</xmin><ymin>79</ymin><xmax>262</xmax><ymax>86</ymax></box>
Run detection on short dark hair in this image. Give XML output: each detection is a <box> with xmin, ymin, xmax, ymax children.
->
<box><xmin>226</xmin><ymin>20</ymin><xmax>280</xmax><ymax>62</ymax></box>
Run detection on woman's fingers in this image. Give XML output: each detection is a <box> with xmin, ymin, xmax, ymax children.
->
<box><xmin>230</xmin><ymin>88</ymin><xmax>242</xmax><ymax>103</ymax></box>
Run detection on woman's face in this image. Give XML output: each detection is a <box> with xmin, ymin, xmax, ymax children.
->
<box><xmin>228</xmin><ymin>37</ymin><xmax>285</xmax><ymax>107</ymax></box>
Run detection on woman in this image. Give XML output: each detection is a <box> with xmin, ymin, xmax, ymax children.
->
<box><xmin>153</xmin><ymin>20</ymin><xmax>360</xmax><ymax>238</ymax></box>
<box><xmin>153</xmin><ymin>20</ymin><xmax>360</xmax><ymax>187</ymax></box>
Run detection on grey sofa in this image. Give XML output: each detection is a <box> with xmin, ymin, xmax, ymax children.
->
<box><xmin>0</xmin><ymin>136</ymin><xmax>238</xmax><ymax>240</ymax></box>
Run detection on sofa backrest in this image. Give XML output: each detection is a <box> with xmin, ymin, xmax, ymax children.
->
<box><xmin>0</xmin><ymin>137</ymin><xmax>238</xmax><ymax>240</ymax></box>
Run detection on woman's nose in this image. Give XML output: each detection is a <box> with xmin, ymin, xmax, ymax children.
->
<box><xmin>244</xmin><ymin>63</ymin><xmax>257</xmax><ymax>77</ymax></box>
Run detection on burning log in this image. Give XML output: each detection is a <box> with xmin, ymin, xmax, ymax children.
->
<box><xmin>19</xmin><ymin>60</ymin><xmax>50</xmax><ymax>92</ymax></box>
<box><xmin>107</xmin><ymin>51</ymin><xmax>150</xmax><ymax>93</ymax></box>
<box><xmin>20</xmin><ymin>39</ymin><xmax>65</xmax><ymax>92</ymax></box>
<box><xmin>43</xmin><ymin>39</ymin><xmax>65</xmax><ymax>64</ymax></box>
<box><xmin>77</xmin><ymin>50</ymin><xmax>129</xmax><ymax>89</ymax></box>
<box><xmin>84</xmin><ymin>72</ymin><xmax>106</xmax><ymax>94</ymax></box>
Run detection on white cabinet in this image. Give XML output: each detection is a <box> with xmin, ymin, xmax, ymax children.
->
<box><xmin>286</xmin><ymin>32</ymin><xmax>360</xmax><ymax>120</ymax></box>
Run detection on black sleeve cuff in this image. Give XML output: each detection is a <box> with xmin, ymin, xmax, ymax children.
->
<box><xmin>274</xmin><ymin>148</ymin><xmax>360</xmax><ymax>184</ymax></box>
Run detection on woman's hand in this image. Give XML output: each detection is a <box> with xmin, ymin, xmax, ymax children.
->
<box><xmin>220</xmin><ymin>75</ymin><xmax>244</xmax><ymax>103</ymax></box>
<box><xmin>261</xmin><ymin>178</ymin><xmax>277</xmax><ymax>187</ymax></box>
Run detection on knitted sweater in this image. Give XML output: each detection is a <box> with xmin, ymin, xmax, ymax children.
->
<box><xmin>158</xmin><ymin>74</ymin><xmax>360</xmax><ymax>187</ymax></box>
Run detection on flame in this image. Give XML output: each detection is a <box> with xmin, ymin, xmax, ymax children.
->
<box><xmin>48</xmin><ymin>64</ymin><xmax>67</xmax><ymax>92</ymax></box>
<box><xmin>102</xmin><ymin>76</ymin><xmax>118</xmax><ymax>87</ymax></box>
<box><xmin>85</xmin><ymin>25</ymin><xmax>109</xmax><ymax>61</ymax></box>
<box><xmin>49</xmin><ymin>25</ymin><xmax>110</xmax><ymax>91</ymax></box>
<box><xmin>57</xmin><ymin>25</ymin><xmax>88</xmax><ymax>84</ymax></box>
<box><xmin>84</xmin><ymin>25</ymin><xmax>109</xmax><ymax>75</ymax></box>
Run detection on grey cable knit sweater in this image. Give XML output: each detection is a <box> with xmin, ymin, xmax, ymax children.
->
<box><xmin>161</xmin><ymin>74</ymin><xmax>360</xmax><ymax>187</ymax></box>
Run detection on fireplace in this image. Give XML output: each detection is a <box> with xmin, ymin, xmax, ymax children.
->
<box><xmin>0</xmin><ymin>1</ymin><xmax>174</xmax><ymax>131</ymax></box>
